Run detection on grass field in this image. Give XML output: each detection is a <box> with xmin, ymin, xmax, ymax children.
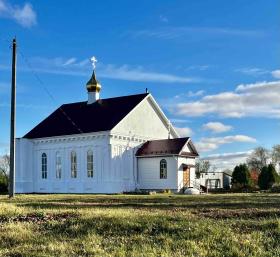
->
<box><xmin>0</xmin><ymin>193</ymin><xmax>280</xmax><ymax>257</ymax></box>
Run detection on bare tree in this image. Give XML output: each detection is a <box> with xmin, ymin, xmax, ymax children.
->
<box><xmin>0</xmin><ymin>154</ymin><xmax>10</xmax><ymax>180</ymax></box>
<box><xmin>247</xmin><ymin>147</ymin><xmax>269</xmax><ymax>172</ymax></box>
<box><xmin>195</xmin><ymin>159</ymin><xmax>211</xmax><ymax>178</ymax></box>
<box><xmin>272</xmin><ymin>145</ymin><xmax>280</xmax><ymax>165</ymax></box>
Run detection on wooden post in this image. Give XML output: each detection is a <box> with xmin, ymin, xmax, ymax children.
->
<box><xmin>9</xmin><ymin>38</ymin><xmax>16</xmax><ymax>198</ymax></box>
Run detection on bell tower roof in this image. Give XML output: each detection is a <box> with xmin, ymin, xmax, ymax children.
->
<box><xmin>86</xmin><ymin>70</ymin><xmax>101</xmax><ymax>92</ymax></box>
<box><xmin>86</xmin><ymin>56</ymin><xmax>101</xmax><ymax>104</ymax></box>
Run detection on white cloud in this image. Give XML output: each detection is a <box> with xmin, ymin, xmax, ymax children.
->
<box><xmin>196</xmin><ymin>135</ymin><xmax>256</xmax><ymax>153</ymax></box>
<box><xmin>174</xmin><ymin>90</ymin><xmax>205</xmax><ymax>99</ymax></box>
<box><xmin>77</xmin><ymin>59</ymin><xmax>90</xmax><ymax>67</ymax></box>
<box><xmin>235</xmin><ymin>67</ymin><xmax>269</xmax><ymax>76</ymax></box>
<box><xmin>174</xmin><ymin>81</ymin><xmax>280</xmax><ymax>118</ymax></box>
<box><xmin>98</xmin><ymin>64</ymin><xmax>197</xmax><ymax>83</ymax></box>
<box><xmin>186</xmin><ymin>65</ymin><xmax>210</xmax><ymax>71</ymax></box>
<box><xmin>237</xmin><ymin>68</ymin><xmax>280</xmax><ymax>80</ymax></box>
<box><xmin>0</xmin><ymin>1</ymin><xmax>7</xmax><ymax>11</ymax></box>
<box><xmin>63</xmin><ymin>58</ymin><xmax>77</xmax><ymax>66</ymax></box>
<box><xmin>187</xmin><ymin>90</ymin><xmax>205</xmax><ymax>97</ymax></box>
<box><xmin>272</xmin><ymin>70</ymin><xmax>280</xmax><ymax>79</ymax></box>
<box><xmin>131</xmin><ymin>26</ymin><xmax>264</xmax><ymax>40</ymax></box>
<box><xmin>201</xmin><ymin>150</ymin><xmax>253</xmax><ymax>171</ymax></box>
<box><xmin>3</xmin><ymin>56</ymin><xmax>199</xmax><ymax>84</ymax></box>
<box><xmin>175</xmin><ymin>126</ymin><xmax>193</xmax><ymax>137</ymax></box>
<box><xmin>202</xmin><ymin>122</ymin><xmax>232</xmax><ymax>133</ymax></box>
<box><xmin>0</xmin><ymin>0</ymin><xmax>37</xmax><ymax>27</ymax></box>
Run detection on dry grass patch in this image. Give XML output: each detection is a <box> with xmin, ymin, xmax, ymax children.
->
<box><xmin>0</xmin><ymin>193</ymin><xmax>280</xmax><ymax>256</ymax></box>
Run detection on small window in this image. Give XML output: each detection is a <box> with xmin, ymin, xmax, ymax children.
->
<box><xmin>87</xmin><ymin>150</ymin><xmax>94</xmax><ymax>178</ymax></box>
<box><xmin>56</xmin><ymin>152</ymin><xmax>62</xmax><ymax>179</ymax></box>
<box><xmin>160</xmin><ymin>159</ymin><xmax>167</xmax><ymax>179</ymax></box>
<box><xmin>41</xmin><ymin>153</ymin><xmax>47</xmax><ymax>179</ymax></box>
<box><xmin>71</xmin><ymin>151</ymin><xmax>77</xmax><ymax>178</ymax></box>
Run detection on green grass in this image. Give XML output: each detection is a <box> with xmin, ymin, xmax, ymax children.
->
<box><xmin>0</xmin><ymin>193</ymin><xmax>280</xmax><ymax>257</ymax></box>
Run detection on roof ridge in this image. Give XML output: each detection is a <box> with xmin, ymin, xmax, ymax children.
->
<box><xmin>146</xmin><ymin>137</ymin><xmax>189</xmax><ymax>142</ymax></box>
<box><xmin>62</xmin><ymin>93</ymin><xmax>149</xmax><ymax>106</ymax></box>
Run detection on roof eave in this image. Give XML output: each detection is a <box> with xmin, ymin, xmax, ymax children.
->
<box><xmin>136</xmin><ymin>153</ymin><xmax>198</xmax><ymax>158</ymax></box>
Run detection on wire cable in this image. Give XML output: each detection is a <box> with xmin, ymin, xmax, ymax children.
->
<box><xmin>18</xmin><ymin>49</ymin><xmax>84</xmax><ymax>134</ymax></box>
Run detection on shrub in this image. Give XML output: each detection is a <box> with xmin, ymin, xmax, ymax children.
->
<box><xmin>249</xmin><ymin>170</ymin><xmax>259</xmax><ymax>187</ymax></box>
<box><xmin>258</xmin><ymin>164</ymin><xmax>280</xmax><ymax>190</ymax></box>
<box><xmin>0</xmin><ymin>172</ymin><xmax>8</xmax><ymax>193</ymax></box>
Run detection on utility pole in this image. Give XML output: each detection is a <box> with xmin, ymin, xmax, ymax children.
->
<box><xmin>9</xmin><ymin>38</ymin><xmax>16</xmax><ymax>198</ymax></box>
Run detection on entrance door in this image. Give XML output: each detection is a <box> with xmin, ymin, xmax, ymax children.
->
<box><xmin>183</xmin><ymin>166</ymin><xmax>190</xmax><ymax>187</ymax></box>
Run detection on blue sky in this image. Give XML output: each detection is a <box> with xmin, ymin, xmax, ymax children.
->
<box><xmin>0</xmin><ymin>0</ymin><xmax>279</xmax><ymax>170</ymax></box>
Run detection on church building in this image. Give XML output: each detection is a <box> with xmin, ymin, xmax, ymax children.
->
<box><xmin>15</xmin><ymin>64</ymin><xmax>199</xmax><ymax>194</ymax></box>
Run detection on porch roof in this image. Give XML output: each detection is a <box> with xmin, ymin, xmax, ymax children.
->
<box><xmin>136</xmin><ymin>137</ymin><xmax>199</xmax><ymax>157</ymax></box>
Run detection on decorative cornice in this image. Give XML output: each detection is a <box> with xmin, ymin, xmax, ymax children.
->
<box><xmin>32</xmin><ymin>132</ymin><xmax>110</xmax><ymax>145</ymax></box>
<box><xmin>31</xmin><ymin>131</ymin><xmax>156</xmax><ymax>145</ymax></box>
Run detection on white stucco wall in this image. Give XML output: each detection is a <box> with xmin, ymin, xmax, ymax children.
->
<box><xmin>109</xmin><ymin>135</ymin><xmax>144</xmax><ymax>192</ymax></box>
<box><xmin>16</xmin><ymin>131</ymin><xmax>148</xmax><ymax>193</ymax></box>
<box><xmin>137</xmin><ymin>156</ymin><xmax>178</xmax><ymax>191</ymax></box>
<box><xmin>15</xmin><ymin>138</ymin><xmax>34</xmax><ymax>193</ymax></box>
<box><xmin>16</xmin><ymin>132</ymin><xmax>122</xmax><ymax>193</ymax></box>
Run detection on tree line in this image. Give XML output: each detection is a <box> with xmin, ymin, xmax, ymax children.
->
<box><xmin>196</xmin><ymin>145</ymin><xmax>280</xmax><ymax>191</ymax></box>
<box><xmin>232</xmin><ymin>145</ymin><xmax>280</xmax><ymax>190</ymax></box>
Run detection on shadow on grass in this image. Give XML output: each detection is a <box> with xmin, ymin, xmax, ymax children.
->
<box><xmin>42</xmin><ymin>214</ymin><xmax>202</xmax><ymax>241</ymax></box>
<box><xmin>18</xmin><ymin>199</ymin><xmax>280</xmax><ymax>212</ymax></box>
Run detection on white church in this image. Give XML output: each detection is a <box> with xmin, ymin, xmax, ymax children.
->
<box><xmin>15</xmin><ymin>62</ymin><xmax>199</xmax><ymax>194</ymax></box>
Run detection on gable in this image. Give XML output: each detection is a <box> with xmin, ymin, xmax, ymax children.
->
<box><xmin>179</xmin><ymin>139</ymin><xmax>199</xmax><ymax>156</ymax></box>
<box><xmin>111</xmin><ymin>95</ymin><xmax>178</xmax><ymax>139</ymax></box>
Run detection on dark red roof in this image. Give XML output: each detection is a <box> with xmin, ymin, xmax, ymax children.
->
<box><xmin>136</xmin><ymin>137</ymin><xmax>199</xmax><ymax>157</ymax></box>
<box><xmin>24</xmin><ymin>93</ymin><xmax>148</xmax><ymax>139</ymax></box>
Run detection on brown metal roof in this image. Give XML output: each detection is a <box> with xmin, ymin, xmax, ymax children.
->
<box><xmin>136</xmin><ymin>137</ymin><xmax>199</xmax><ymax>157</ymax></box>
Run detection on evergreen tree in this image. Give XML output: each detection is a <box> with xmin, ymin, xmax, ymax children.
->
<box><xmin>232</xmin><ymin>164</ymin><xmax>251</xmax><ymax>189</ymax></box>
<box><xmin>258</xmin><ymin>164</ymin><xmax>280</xmax><ymax>190</ymax></box>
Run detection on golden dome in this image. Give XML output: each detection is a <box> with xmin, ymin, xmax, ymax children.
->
<box><xmin>86</xmin><ymin>70</ymin><xmax>101</xmax><ymax>92</ymax></box>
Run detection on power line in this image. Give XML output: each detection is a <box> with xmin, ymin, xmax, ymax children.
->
<box><xmin>18</xmin><ymin>49</ymin><xmax>84</xmax><ymax>134</ymax></box>
<box><xmin>1</xmin><ymin>37</ymin><xmax>83</xmax><ymax>134</ymax></box>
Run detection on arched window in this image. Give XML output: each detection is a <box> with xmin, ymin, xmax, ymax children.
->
<box><xmin>41</xmin><ymin>153</ymin><xmax>47</xmax><ymax>179</ymax></box>
<box><xmin>87</xmin><ymin>150</ymin><xmax>94</xmax><ymax>178</ymax></box>
<box><xmin>160</xmin><ymin>159</ymin><xmax>167</xmax><ymax>179</ymax></box>
<box><xmin>56</xmin><ymin>151</ymin><xmax>62</xmax><ymax>179</ymax></box>
<box><xmin>71</xmin><ymin>151</ymin><xmax>77</xmax><ymax>178</ymax></box>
